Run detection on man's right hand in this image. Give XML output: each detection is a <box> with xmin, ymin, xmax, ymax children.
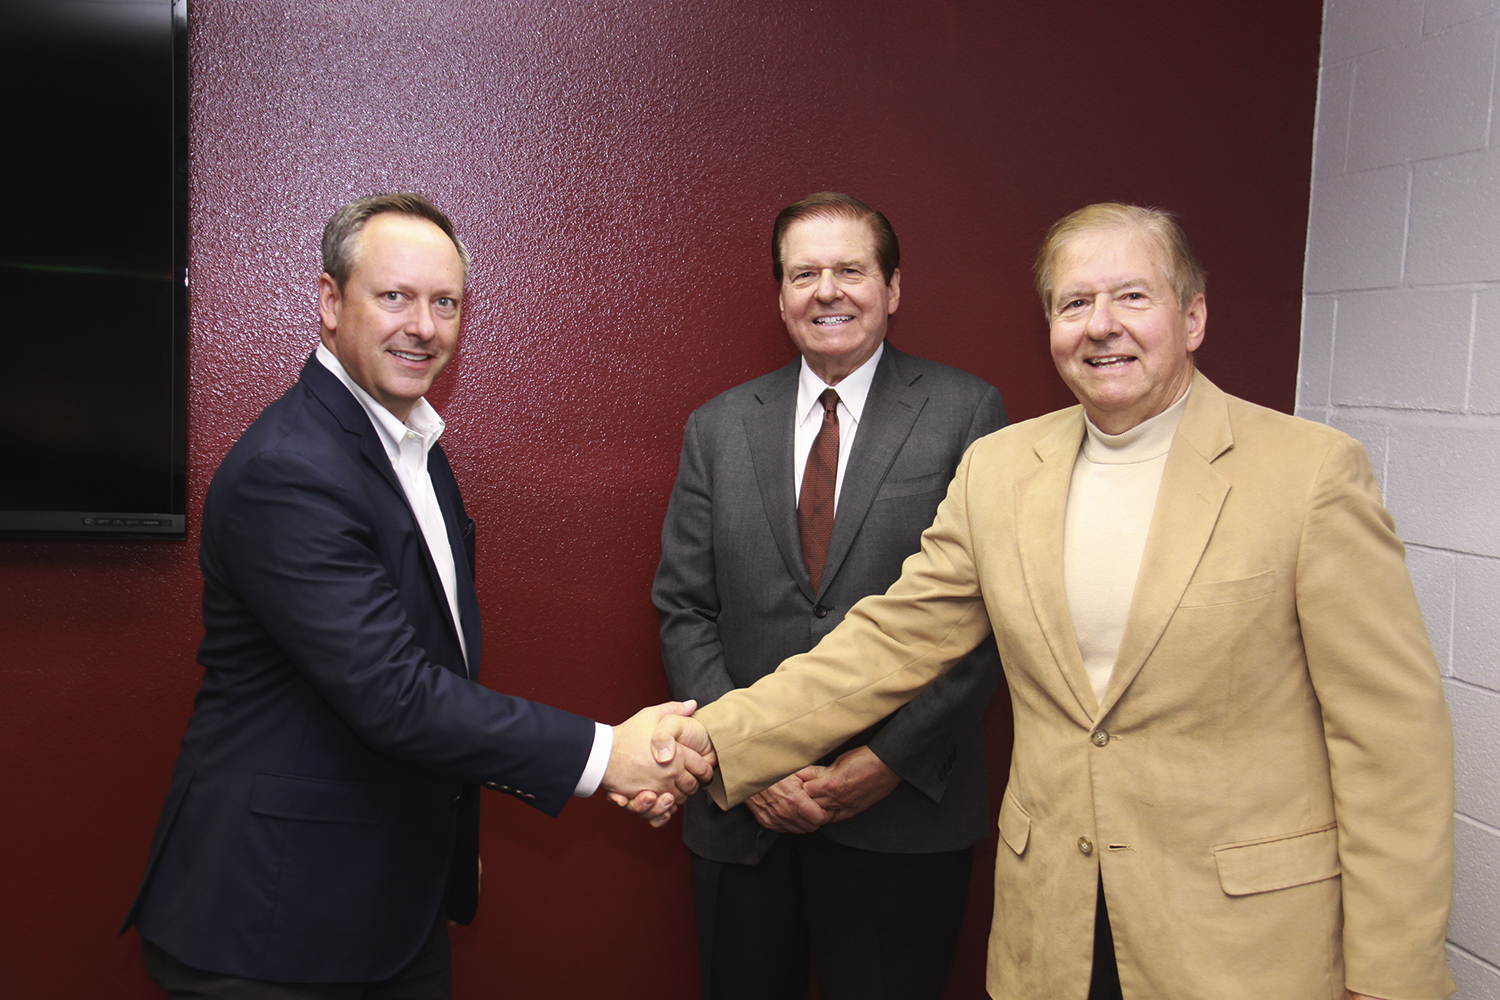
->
<box><xmin>745</xmin><ymin>772</ymin><xmax>832</xmax><ymax>833</ymax></box>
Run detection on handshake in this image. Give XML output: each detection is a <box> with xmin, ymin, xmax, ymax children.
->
<box><xmin>600</xmin><ymin>701</ymin><xmax>718</xmax><ymax>827</ymax></box>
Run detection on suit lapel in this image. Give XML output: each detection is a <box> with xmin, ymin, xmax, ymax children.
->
<box><xmin>1100</xmin><ymin>375</ymin><xmax>1233</xmax><ymax>715</ymax></box>
<box><xmin>743</xmin><ymin>361</ymin><xmax>810</xmax><ymax>597</ymax></box>
<box><xmin>302</xmin><ymin>354</ymin><xmax>472</xmax><ymax>678</ymax></box>
<box><xmin>1015</xmin><ymin>410</ymin><xmax>1099</xmax><ymax>721</ymax></box>
<box><xmin>432</xmin><ymin>445</ymin><xmax>482</xmax><ymax>679</ymax></box>
<box><xmin>820</xmin><ymin>347</ymin><xmax>924</xmax><ymax>599</ymax></box>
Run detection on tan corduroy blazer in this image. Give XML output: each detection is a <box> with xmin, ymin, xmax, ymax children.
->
<box><xmin>695</xmin><ymin>374</ymin><xmax>1455</xmax><ymax>1000</ymax></box>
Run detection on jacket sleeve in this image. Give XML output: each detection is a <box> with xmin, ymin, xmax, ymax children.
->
<box><xmin>652</xmin><ymin>408</ymin><xmax>739</xmax><ymax>706</ymax></box>
<box><xmin>861</xmin><ymin>384</ymin><xmax>1006</xmax><ymax>801</ymax></box>
<box><xmin>696</xmin><ymin>440</ymin><xmax>998</xmax><ymax>808</ymax></box>
<box><xmin>206</xmin><ymin>446</ymin><xmax>596</xmax><ymax>816</ymax></box>
<box><xmin>1295</xmin><ymin>434</ymin><xmax>1455</xmax><ymax>999</ymax></box>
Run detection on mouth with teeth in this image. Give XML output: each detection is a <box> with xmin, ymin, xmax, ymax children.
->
<box><xmin>1085</xmin><ymin>355</ymin><xmax>1134</xmax><ymax>369</ymax></box>
<box><xmin>389</xmin><ymin>349</ymin><xmax>433</xmax><ymax>363</ymax></box>
<box><xmin>812</xmin><ymin>315</ymin><xmax>854</xmax><ymax>327</ymax></box>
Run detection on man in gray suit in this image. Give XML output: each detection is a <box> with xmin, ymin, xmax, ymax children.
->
<box><xmin>652</xmin><ymin>192</ymin><xmax>1006</xmax><ymax>1000</ymax></box>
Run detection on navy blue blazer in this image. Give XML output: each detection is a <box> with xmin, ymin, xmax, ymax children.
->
<box><xmin>124</xmin><ymin>354</ymin><xmax>596</xmax><ymax>983</ymax></box>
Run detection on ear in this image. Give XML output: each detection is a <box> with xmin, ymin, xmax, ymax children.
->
<box><xmin>778</xmin><ymin>284</ymin><xmax>789</xmax><ymax>326</ymax></box>
<box><xmin>317</xmin><ymin>273</ymin><xmax>342</xmax><ymax>342</ymax></box>
<box><xmin>1184</xmin><ymin>293</ymin><xmax>1206</xmax><ymax>352</ymax></box>
<box><xmin>885</xmin><ymin>268</ymin><xmax>901</xmax><ymax>314</ymax></box>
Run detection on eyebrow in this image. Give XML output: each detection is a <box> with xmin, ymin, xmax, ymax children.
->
<box><xmin>1056</xmin><ymin>276</ymin><xmax>1154</xmax><ymax>302</ymax></box>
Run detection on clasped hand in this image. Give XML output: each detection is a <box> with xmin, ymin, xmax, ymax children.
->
<box><xmin>746</xmin><ymin>745</ymin><xmax>900</xmax><ymax>833</ymax></box>
<box><xmin>601</xmin><ymin>702</ymin><xmax>717</xmax><ymax>827</ymax></box>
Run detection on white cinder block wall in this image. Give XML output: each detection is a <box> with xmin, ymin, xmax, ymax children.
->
<box><xmin>1302</xmin><ymin>1</ymin><xmax>1500</xmax><ymax>996</ymax></box>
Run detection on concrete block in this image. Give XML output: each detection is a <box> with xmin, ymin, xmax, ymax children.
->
<box><xmin>1427</xmin><ymin>0</ymin><xmax>1500</xmax><ymax>33</ymax></box>
<box><xmin>1330</xmin><ymin>289</ymin><xmax>1472</xmax><ymax>408</ymax></box>
<box><xmin>1314</xmin><ymin>61</ymin><xmax>1353</xmax><ymax>179</ymax></box>
<box><xmin>1323</xmin><ymin>0</ymin><xmax>1424</xmax><ymax>62</ymax></box>
<box><xmin>1411</xmin><ymin>147</ymin><xmax>1500</xmax><ymax>284</ymax></box>
<box><xmin>1455</xmin><ymin>555</ymin><xmax>1500</xmax><ymax>690</ymax></box>
<box><xmin>1471</xmin><ymin>289</ymin><xmax>1500</xmax><ymax>414</ymax></box>
<box><xmin>1407</xmin><ymin>545</ymin><xmax>1456</xmax><ymax>675</ymax></box>
<box><xmin>1451</xmin><ymin>816</ymin><xmax>1500</xmax><ymax>959</ymax></box>
<box><xmin>1346</xmin><ymin>22</ymin><xmax>1499</xmax><ymax>172</ymax></box>
<box><xmin>1297</xmin><ymin>403</ymin><xmax>1334</xmax><ymax>426</ymax></box>
<box><xmin>1306</xmin><ymin>166</ymin><xmax>1410</xmax><ymax>292</ymax></box>
<box><xmin>1449</xmin><ymin>681</ymin><xmax>1500</xmax><ymax>827</ymax></box>
<box><xmin>1299</xmin><ymin>295</ymin><xmax>1337</xmax><ymax>408</ymax></box>
<box><xmin>1384</xmin><ymin>421</ymin><xmax>1500</xmax><ymax>557</ymax></box>
<box><xmin>1449</xmin><ymin>945</ymin><xmax>1500</xmax><ymax>1000</ymax></box>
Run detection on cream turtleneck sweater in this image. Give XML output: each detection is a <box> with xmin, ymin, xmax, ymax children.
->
<box><xmin>1063</xmin><ymin>389</ymin><xmax>1190</xmax><ymax>710</ymax></box>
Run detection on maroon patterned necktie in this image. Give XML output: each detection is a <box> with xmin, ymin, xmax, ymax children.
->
<box><xmin>798</xmin><ymin>388</ymin><xmax>840</xmax><ymax>591</ymax></box>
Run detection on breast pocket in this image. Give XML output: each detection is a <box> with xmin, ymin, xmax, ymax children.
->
<box><xmin>874</xmin><ymin>470</ymin><xmax>951</xmax><ymax>502</ymax></box>
<box><xmin>1178</xmin><ymin>569</ymin><xmax>1276</xmax><ymax>608</ymax></box>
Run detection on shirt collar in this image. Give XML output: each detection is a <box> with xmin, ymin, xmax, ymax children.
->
<box><xmin>316</xmin><ymin>344</ymin><xmax>446</xmax><ymax>463</ymax></box>
<box><xmin>797</xmin><ymin>340</ymin><xmax>884</xmax><ymax>426</ymax></box>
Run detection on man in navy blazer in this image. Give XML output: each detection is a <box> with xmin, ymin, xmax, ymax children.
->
<box><xmin>124</xmin><ymin>194</ymin><xmax>706</xmax><ymax>996</ymax></box>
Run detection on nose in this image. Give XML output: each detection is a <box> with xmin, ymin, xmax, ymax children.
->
<box><xmin>1084</xmin><ymin>295</ymin><xmax>1119</xmax><ymax>340</ymax></box>
<box><xmin>813</xmin><ymin>269</ymin><xmax>843</xmax><ymax>302</ymax></box>
<box><xmin>406</xmin><ymin>299</ymin><xmax>439</xmax><ymax>340</ymax></box>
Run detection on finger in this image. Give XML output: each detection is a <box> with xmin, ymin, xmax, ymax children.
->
<box><xmin>607</xmin><ymin>792</ymin><xmax>630</xmax><ymax>808</ymax></box>
<box><xmin>625</xmin><ymin>789</ymin><xmax>659</xmax><ymax>815</ymax></box>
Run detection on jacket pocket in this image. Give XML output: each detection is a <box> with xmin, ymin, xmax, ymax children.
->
<box><xmin>1179</xmin><ymin>569</ymin><xmax>1276</xmax><ymax>608</ymax></box>
<box><xmin>1212</xmin><ymin>821</ymin><xmax>1340</xmax><ymax>895</ymax></box>
<box><xmin>249</xmin><ymin>771</ymin><xmax>385</xmax><ymax>825</ymax></box>
<box><xmin>998</xmin><ymin>790</ymin><xmax>1032</xmax><ymax>857</ymax></box>
<box><xmin>874</xmin><ymin>470</ymin><xmax>951</xmax><ymax>502</ymax></box>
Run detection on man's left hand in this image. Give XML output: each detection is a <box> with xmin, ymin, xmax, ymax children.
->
<box><xmin>797</xmin><ymin>746</ymin><xmax>902</xmax><ymax>824</ymax></box>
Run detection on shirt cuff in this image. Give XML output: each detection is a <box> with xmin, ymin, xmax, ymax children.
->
<box><xmin>573</xmin><ymin>721</ymin><xmax>613</xmax><ymax>797</ymax></box>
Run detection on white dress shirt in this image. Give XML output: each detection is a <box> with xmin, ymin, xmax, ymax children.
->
<box><xmin>793</xmin><ymin>341</ymin><xmax>884</xmax><ymax>506</ymax></box>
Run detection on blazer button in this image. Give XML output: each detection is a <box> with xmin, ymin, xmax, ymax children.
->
<box><xmin>1077</xmin><ymin>836</ymin><xmax>1094</xmax><ymax>855</ymax></box>
<box><xmin>813</xmin><ymin>605</ymin><xmax>829</xmax><ymax>619</ymax></box>
<box><xmin>1091</xmin><ymin>729</ymin><xmax>1110</xmax><ymax>747</ymax></box>
<box><xmin>451</xmin><ymin>795</ymin><xmax>463</xmax><ymax>808</ymax></box>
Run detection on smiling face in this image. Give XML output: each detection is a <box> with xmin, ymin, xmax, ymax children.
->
<box><xmin>1048</xmin><ymin>226</ymin><xmax>1206</xmax><ymax>434</ymax></box>
<box><xmin>777</xmin><ymin>215</ymin><xmax>900</xmax><ymax>385</ymax></box>
<box><xmin>318</xmin><ymin>212</ymin><xmax>464</xmax><ymax>421</ymax></box>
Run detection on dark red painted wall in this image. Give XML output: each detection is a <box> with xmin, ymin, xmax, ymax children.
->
<box><xmin>0</xmin><ymin>1</ymin><xmax>1322</xmax><ymax>996</ymax></box>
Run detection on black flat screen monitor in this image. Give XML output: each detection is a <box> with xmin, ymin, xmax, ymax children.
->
<box><xmin>0</xmin><ymin>0</ymin><xmax>188</xmax><ymax>538</ymax></box>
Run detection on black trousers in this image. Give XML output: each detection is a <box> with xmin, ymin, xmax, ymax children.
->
<box><xmin>690</xmin><ymin>833</ymin><xmax>973</xmax><ymax>1000</ymax></box>
<box><xmin>140</xmin><ymin>920</ymin><xmax>451</xmax><ymax>1000</ymax></box>
<box><xmin>1089</xmin><ymin>875</ymin><xmax>1123</xmax><ymax>1000</ymax></box>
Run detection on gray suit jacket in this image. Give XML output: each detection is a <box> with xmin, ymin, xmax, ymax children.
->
<box><xmin>653</xmin><ymin>343</ymin><xmax>1005</xmax><ymax>863</ymax></box>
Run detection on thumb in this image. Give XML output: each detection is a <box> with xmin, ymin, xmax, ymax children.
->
<box><xmin>662</xmin><ymin>698</ymin><xmax>697</xmax><ymax>718</ymax></box>
<box><xmin>652</xmin><ymin>717</ymin><xmax>682</xmax><ymax>763</ymax></box>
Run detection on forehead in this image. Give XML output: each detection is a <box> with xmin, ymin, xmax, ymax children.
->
<box><xmin>781</xmin><ymin>214</ymin><xmax>880</xmax><ymax>264</ymax></box>
<box><xmin>351</xmin><ymin>213</ymin><xmax>463</xmax><ymax>283</ymax></box>
<box><xmin>1053</xmin><ymin>225</ymin><xmax>1168</xmax><ymax>291</ymax></box>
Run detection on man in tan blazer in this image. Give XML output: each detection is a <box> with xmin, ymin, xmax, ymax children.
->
<box><xmin>653</xmin><ymin>204</ymin><xmax>1456</xmax><ymax>1000</ymax></box>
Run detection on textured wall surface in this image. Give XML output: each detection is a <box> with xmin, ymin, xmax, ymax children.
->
<box><xmin>0</xmin><ymin>1</ymin><xmax>1321</xmax><ymax>996</ymax></box>
<box><xmin>1302</xmin><ymin>1</ymin><xmax>1500</xmax><ymax>995</ymax></box>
